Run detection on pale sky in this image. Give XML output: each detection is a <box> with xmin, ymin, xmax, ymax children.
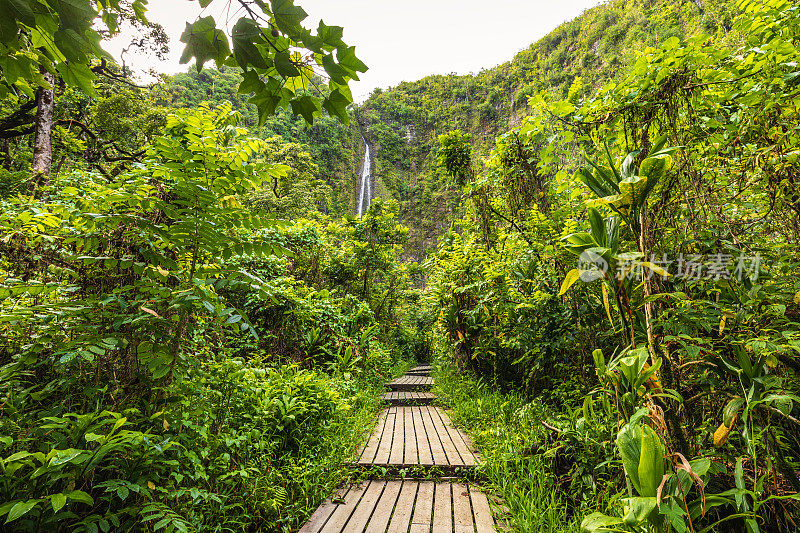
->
<box><xmin>107</xmin><ymin>0</ymin><xmax>602</xmax><ymax>101</ymax></box>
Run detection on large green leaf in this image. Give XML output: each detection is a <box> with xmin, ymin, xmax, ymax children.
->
<box><xmin>3</xmin><ymin>0</ymin><xmax>35</xmax><ymax>27</ymax></box>
<box><xmin>271</xmin><ymin>0</ymin><xmax>308</xmax><ymax>38</ymax></box>
<box><xmin>322</xmin><ymin>88</ymin><xmax>350</xmax><ymax>123</ymax></box>
<box><xmin>637</xmin><ymin>425</ymin><xmax>665</xmax><ymax>497</ymax></box>
<box><xmin>723</xmin><ymin>397</ymin><xmax>745</xmax><ymax>426</ymax></box>
<box><xmin>290</xmin><ymin>94</ymin><xmax>319</xmax><ymax>123</ymax></box>
<box><xmin>617</xmin><ymin>422</ymin><xmax>643</xmax><ymax>494</ymax></box>
<box><xmin>179</xmin><ymin>16</ymin><xmax>231</xmax><ymax>70</ymax></box>
<box><xmin>588</xmin><ymin>207</ymin><xmax>607</xmax><ymax>246</ymax></box>
<box><xmin>274</xmin><ymin>50</ymin><xmax>300</xmax><ymax>77</ymax></box>
<box><xmin>5</xmin><ymin>500</ymin><xmax>38</xmax><ymax>523</ymax></box>
<box><xmin>231</xmin><ymin>18</ymin><xmax>269</xmax><ymax>69</ymax></box>
<box><xmin>623</xmin><ymin>497</ymin><xmax>657</xmax><ymax>526</ymax></box>
<box><xmin>581</xmin><ymin>512</ymin><xmax>624</xmax><ymax>532</ymax></box>
<box><xmin>337</xmin><ymin>45</ymin><xmax>368</xmax><ymax>78</ymax></box>
<box><xmin>50</xmin><ymin>494</ymin><xmax>67</xmax><ymax>513</ymax></box>
<box><xmin>317</xmin><ymin>20</ymin><xmax>344</xmax><ymax>48</ymax></box>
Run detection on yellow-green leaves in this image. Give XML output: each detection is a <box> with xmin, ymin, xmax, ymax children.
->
<box><xmin>559</xmin><ymin>268</ymin><xmax>582</xmax><ymax>295</ymax></box>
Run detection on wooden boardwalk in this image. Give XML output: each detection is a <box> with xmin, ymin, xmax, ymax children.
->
<box><xmin>389</xmin><ymin>375</ymin><xmax>434</xmax><ymax>391</ymax></box>
<box><xmin>299</xmin><ymin>480</ymin><xmax>501</xmax><ymax>533</ymax></box>
<box><xmin>300</xmin><ymin>364</ymin><xmax>504</xmax><ymax>532</ymax></box>
<box><xmin>382</xmin><ymin>391</ymin><xmax>436</xmax><ymax>405</ymax></box>
<box><xmin>356</xmin><ymin>406</ymin><xmax>478</xmax><ymax>467</ymax></box>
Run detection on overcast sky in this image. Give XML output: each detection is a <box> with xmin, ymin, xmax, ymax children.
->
<box><xmin>107</xmin><ymin>0</ymin><xmax>601</xmax><ymax>101</ymax></box>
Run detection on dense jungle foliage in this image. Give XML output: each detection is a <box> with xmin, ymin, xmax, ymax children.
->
<box><xmin>1</xmin><ymin>0</ymin><xmax>799</xmax><ymax>532</ymax></box>
<box><xmin>0</xmin><ymin>1</ymin><xmax>419</xmax><ymax>532</ymax></box>
<box><xmin>359</xmin><ymin>0</ymin><xmax>741</xmax><ymax>257</ymax></box>
<box><xmin>422</xmin><ymin>0</ymin><xmax>800</xmax><ymax>531</ymax></box>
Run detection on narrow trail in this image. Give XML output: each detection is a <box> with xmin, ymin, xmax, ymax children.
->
<box><xmin>299</xmin><ymin>366</ymin><xmax>507</xmax><ymax>533</ymax></box>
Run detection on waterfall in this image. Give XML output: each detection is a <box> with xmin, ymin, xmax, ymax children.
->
<box><xmin>357</xmin><ymin>140</ymin><xmax>372</xmax><ymax>218</ymax></box>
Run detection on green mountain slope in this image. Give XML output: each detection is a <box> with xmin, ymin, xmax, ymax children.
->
<box><xmin>164</xmin><ymin>68</ymin><xmax>362</xmax><ymax>216</ymax></box>
<box><xmin>359</xmin><ymin>0</ymin><xmax>739</xmax><ymax>257</ymax></box>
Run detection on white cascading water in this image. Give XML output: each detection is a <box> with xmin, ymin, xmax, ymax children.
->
<box><xmin>357</xmin><ymin>140</ymin><xmax>372</xmax><ymax>218</ymax></box>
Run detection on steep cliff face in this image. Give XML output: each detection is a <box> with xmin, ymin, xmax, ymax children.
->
<box><xmin>358</xmin><ymin>0</ymin><xmax>739</xmax><ymax>258</ymax></box>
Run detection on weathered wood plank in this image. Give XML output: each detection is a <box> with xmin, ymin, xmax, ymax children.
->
<box><xmin>382</xmin><ymin>391</ymin><xmax>436</xmax><ymax>405</ymax></box>
<box><xmin>359</xmin><ymin>409</ymin><xmax>387</xmax><ymax>463</ymax></box>
<box><xmin>373</xmin><ymin>409</ymin><xmax>395</xmax><ymax>465</ymax></box>
<box><xmin>301</xmin><ymin>482</ymin><xmax>503</xmax><ymax>533</ymax></box>
<box><xmin>382</xmin><ymin>391</ymin><xmax>436</xmax><ymax>400</ymax></box>
<box><xmin>470</xmin><ymin>486</ymin><xmax>495</xmax><ymax>533</ymax></box>
<box><xmin>411</xmin><ymin>481</ymin><xmax>434</xmax><ymax>532</ymax></box>
<box><xmin>388</xmin><ymin>375</ymin><xmax>434</xmax><ymax>391</ymax></box>
<box><xmin>412</xmin><ymin>406</ymin><xmax>434</xmax><ymax>465</ymax></box>
<box><xmin>313</xmin><ymin>482</ymin><xmax>368</xmax><ymax>533</ymax></box>
<box><xmin>355</xmin><ymin>406</ymin><xmax>477</xmax><ymax>468</ymax></box>
<box><xmin>364</xmin><ymin>480</ymin><xmax>402</xmax><ymax>533</ymax></box>
<box><xmin>389</xmin><ymin>406</ymin><xmax>405</xmax><ymax>464</ymax></box>
<box><xmin>404</xmin><ymin>405</ymin><xmax>418</xmax><ymax>465</ymax></box>
<box><xmin>432</xmin><ymin>482</ymin><xmax>453</xmax><ymax>533</ymax></box>
<box><xmin>344</xmin><ymin>480</ymin><xmax>385</xmax><ymax>532</ymax></box>
<box><xmin>298</xmin><ymin>485</ymin><xmax>352</xmax><ymax>533</ymax></box>
<box><xmin>438</xmin><ymin>409</ymin><xmax>477</xmax><ymax>466</ymax></box>
<box><xmin>452</xmin><ymin>483</ymin><xmax>473</xmax><ymax>533</ymax></box>
<box><xmin>387</xmin><ymin>481</ymin><xmax>418</xmax><ymax>533</ymax></box>
<box><xmin>427</xmin><ymin>406</ymin><xmax>462</xmax><ymax>466</ymax></box>
<box><xmin>419</xmin><ymin>404</ymin><xmax>448</xmax><ymax>465</ymax></box>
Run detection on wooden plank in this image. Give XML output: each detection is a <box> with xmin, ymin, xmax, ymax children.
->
<box><xmin>343</xmin><ymin>480</ymin><xmax>385</xmax><ymax>532</ymax></box>
<box><xmin>390</xmin><ymin>376</ymin><xmax>434</xmax><ymax>387</ymax></box>
<box><xmin>404</xmin><ymin>407</ymin><xmax>418</xmax><ymax>465</ymax></box>
<box><xmin>412</xmin><ymin>406</ymin><xmax>434</xmax><ymax>465</ymax></box>
<box><xmin>428</xmin><ymin>407</ymin><xmax>462</xmax><ymax>466</ymax></box>
<box><xmin>359</xmin><ymin>409</ymin><xmax>387</xmax><ymax>463</ymax></box>
<box><xmin>389</xmin><ymin>406</ymin><xmax>405</xmax><ymax>464</ymax></box>
<box><xmin>438</xmin><ymin>409</ymin><xmax>477</xmax><ymax>466</ymax></box>
<box><xmin>387</xmin><ymin>481</ymin><xmax>418</xmax><ymax>533</ymax></box>
<box><xmin>452</xmin><ymin>483</ymin><xmax>473</xmax><ymax>533</ymax></box>
<box><xmin>470</xmin><ymin>486</ymin><xmax>495</xmax><ymax>533</ymax></box>
<box><xmin>298</xmin><ymin>486</ymin><xmax>353</xmax><ymax>533</ymax></box>
<box><xmin>382</xmin><ymin>391</ymin><xmax>436</xmax><ymax>402</ymax></box>
<box><xmin>315</xmin><ymin>482</ymin><xmax>369</xmax><ymax>533</ymax></box>
<box><xmin>389</xmin><ymin>383</ymin><xmax>433</xmax><ymax>392</ymax></box>
<box><xmin>365</xmin><ymin>480</ymin><xmax>402</xmax><ymax>533</ymax></box>
<box><xmin>373</xmin><ymin>408</ymin><xmax>396</xmax><ymax>464</ymax></box>
<box><xmin>411</xmin><ymin>481</ymin><xmax>435</xmax><ymax>531</ymax></box>
<box><xmin>419</xmin><ymin>404</ymin><xmax>448</xmax><ymax>465</ymax></box>
<box><xmin>432</xmin><ymin>483</ymin><xmax>453</xmax><ymax>533</ymax></box>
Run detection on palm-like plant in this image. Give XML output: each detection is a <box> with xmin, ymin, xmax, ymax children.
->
<box><xmin>560</xmin><ymin>136</ymin><xmax>677</xmax><ymax>347</ymax></box>
<box><xmin>576</xmin><ymin>135</ymin><xmax>678</xmax><ymax>238</ymax></box>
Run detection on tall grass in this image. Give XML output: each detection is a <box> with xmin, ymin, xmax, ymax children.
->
<box><xmin>433</xmin><ymin>363</ymin><xmax>580</xmax><ymax>533</ymax></box>
<box><xmin>285</xmin><ymin>354</ymin><xmax>416</xmax><ymax>528</ymax></box>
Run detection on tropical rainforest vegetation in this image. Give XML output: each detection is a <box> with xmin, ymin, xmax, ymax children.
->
<box><xmin>1</xmin><ymin>0</ymin><xmax>799</xmax><ymax>532</ymax></box>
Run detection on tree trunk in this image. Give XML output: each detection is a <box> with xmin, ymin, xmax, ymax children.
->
<box><xmin>31</xmin><ymin>70</ymin><xmax>56</xmax><ymax>190</ymax></box>
<box><xmin>1</xmin><ymin>139</ymin><xmax>10</xmax><ymax>169</ymax></box>
<box><xmin>640</xmin><ymin>206</ymin><xmax>657</xmax><ymax>362</ymax></box>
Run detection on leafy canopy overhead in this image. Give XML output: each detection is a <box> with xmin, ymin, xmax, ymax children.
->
<box><xmin>0</xmin><ymin>0</ymin><xmax>366</xmax><ymax>124</ymax></box>
<box><xmin>180</xmin><ymin>0</ymin><xmax>366</xmax><ymax>125</ymax></box>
